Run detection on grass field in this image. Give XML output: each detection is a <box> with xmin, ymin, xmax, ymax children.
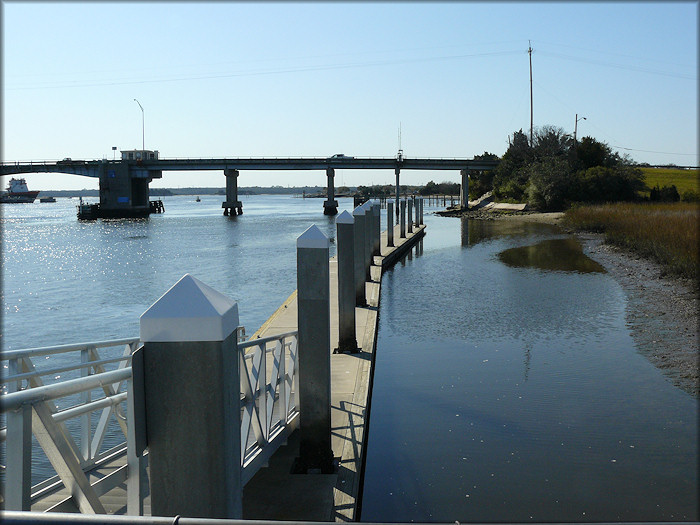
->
<box><xmin>639</xmin><ymin>167</ymin><xmax>699</xmax><ymax>197</ymax></box>
<box><xmin>563</xmin><ymin>202</ymin><xmax>698</xmax><ymax>280</ymax></box>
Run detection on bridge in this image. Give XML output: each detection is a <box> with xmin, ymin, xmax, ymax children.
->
<box><xmin>0</xmin><ymin>154</ymin><xmax>498</xmax><ymax>217</ymax></box>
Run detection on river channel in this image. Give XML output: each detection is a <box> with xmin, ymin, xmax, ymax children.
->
<box><xmin>361</xmin><ymin>215</ymin><xmax>697</xmax><ymax>522</ymax></box>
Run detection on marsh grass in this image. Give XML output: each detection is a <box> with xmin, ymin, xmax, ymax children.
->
<box><xmin>564</xmin><ymin>202</ymin><xmax>699</xmax><ymax>280</ymax></box>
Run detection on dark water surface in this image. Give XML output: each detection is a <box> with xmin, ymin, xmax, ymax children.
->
<box><xmin>361</xmin><ymin>216</ymin><xmax>697</xmax><ymax>522</ymax></box>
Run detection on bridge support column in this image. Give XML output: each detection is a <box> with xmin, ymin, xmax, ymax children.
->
<box><xmin>223</xmin><ymin>169</ymin><xmax>243</xmax><ymax>216</ymax></box>
<box><xmin>460</xmin><ymin>169</ymin><xmax>469</xmax><ymax>210</ymax></box>
<box><xmin>387</xmin><ymin>201</ymin><xmax>394</xmax><ymax>247</ymax></box>
<box><xmin>352</xmin><ymin>205</ymin><xmax>367</xmax><ymax>305</ymax></box>
<box><xmin>140</xmin><ymin>274</ymin><xmax>242</xmax><ymax>518</ymax></box>
<box><xmin>336</xmin><ymin>211</ymin><xmax>358</xmax><ymax>353</ymax></box>
<box><xmin>400</xmin><ymin>199</ymin><xmax>406</xmax><ymax>238</ymax></box>
<box><xmin>295</xmin><ymin>226</ymin><xmax>334</xmax><ymax>473</ymax></box>
<box><xmin>395</xmin><ymin>168</ymin><xmax>401</xmax><ymax>218</ymax></box>
<box><xmin>408</xmin><ymin>198</ymin><xmax>413</xmax><ymax>234</ymax></box>
<box><xmin>323</xmin><ymin>168</ymin><xmax>338</xmax><ymax>216</ymax></box>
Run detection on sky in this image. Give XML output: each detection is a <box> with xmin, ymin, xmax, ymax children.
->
<box><xmin>2</xmin><ymin>1</ymin><xmax>697</xmax><ymax>190</ymax></box>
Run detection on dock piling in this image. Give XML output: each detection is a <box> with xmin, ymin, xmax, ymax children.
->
<box><xmin>387</xmin><ymin>201</ymin><xmax>394</xmax><ymax>247</ymax></box>
<box><xmin>335</xmin><ymin>211</ymin><xmax>358</xmax><ymax>353</ymax></box>
<box><xmin>140</xmin><ymin>274</ymin><xmax>242</xmax><ymax>518</ymax></box>
<box><xmin>400</xmin><ymin>199</ymin><xmax>406</xmax><ymax>238</ymax></box>
<box><xmin>295</xmin><ymin>225</ymin><xmax>334</xmax><ymax>473</ymax></box>
<box><xmin>352</xmin><ymin>205</ymin><xmax>367</xmax><ymax>305</ymax></box>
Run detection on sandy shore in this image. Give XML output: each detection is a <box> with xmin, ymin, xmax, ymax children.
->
<box><xmin>436</xmin><ymin>208</ymin><xmax>699</xmax><ymax>397</ymax></box>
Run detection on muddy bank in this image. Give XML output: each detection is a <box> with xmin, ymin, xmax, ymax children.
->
<box><xmin>435</xmin><ymin>207</ymin><xmax>698</xmax><ymax>397</ymax></box>
<box><xmin>576</xmin><ymin>233</ymin><xmax>698</xmax><ymax>397</ymax></box>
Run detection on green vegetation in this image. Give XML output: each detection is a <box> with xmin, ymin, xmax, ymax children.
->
<box><xmin>563</xmin><ymin>202</ymin><xmax>699</xmax><ymax>280</ymax></box>
<box><xmin>639</xmin><ymin>167</ymin><xmax>699</xmax><ymax>202</ymax></box>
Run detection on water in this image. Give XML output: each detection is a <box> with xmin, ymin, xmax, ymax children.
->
<box><xmin>360</xmin><ymin>216</ymin><xmax>698</xmax><ymax>521</ymax></box>
<box><xmin>1</xmin><ymin>194</ymin><xmax>357</xmax><ymax>484</ymax></box>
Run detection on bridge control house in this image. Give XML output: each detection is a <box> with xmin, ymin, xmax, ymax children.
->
<box><xmin>89</xmin><ymin>149</ymin><xmax>164</xmax><ymax>219</ymax></box>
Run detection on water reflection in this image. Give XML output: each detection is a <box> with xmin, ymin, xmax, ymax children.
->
<box><xmin>460</xmin><ymin>217</ymin><xmax>561</xmax><ymax>247</ymax></box>
<box><xmin>498</xmin><ymin>238</ymin><xmax>606</xmax><ymax>273</ymax></box>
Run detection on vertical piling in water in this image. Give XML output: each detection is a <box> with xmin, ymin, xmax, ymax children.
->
<box><xmin>140</xmin><ymin>274</ymin><xmax>242</xmax><ymax>518</ymax></box>
<box><xmin>363</xmin><ymin>202</ymin><xmax>374</xmax><ymax>279</ymax></box>
<box><xmin>419</xmin><ymin>197</ymin><xmax>424</xmax><ymax>225</ymax></box>
<box><xmin>336</xmin><ymin>211</ymin><xmax>357</xmax><ymax>353</ymax></box>
<box><xmin>408</xmin><ymin>198</ymin><xmax>413</xmax><ymax>234</ymax></box>
<box><xmin>352</xmin><ymin>205</ymin><xmax>367</xmax><ymax>305</ymax></box>
<box><xmin>295</xmin><ymin>225</ymin><xmax>334</xmax><ymax>473</ymax></box>
<box><xmin>400</xmin><ymin>199</ymin><xmax>406</xmax><ymax>238</ymax></box>
<box><xmin>387</xmin><ymin>201</ymin><xmax>394</xmax><ymax>247</ymax></box>
<box><xmin>372</xmin><ymin>201</ymin><xmax>381</xmax><ymax>255</ymax></box>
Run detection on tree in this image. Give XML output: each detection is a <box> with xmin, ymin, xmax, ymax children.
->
<box><xmin>525</xmin><ymin>157</ymin><xmax>571</xmax><ymax>210</ymax></box>
<box><xmin>575</xmin><ymin>136</ymin><xmax>620</xmax><ymax>170</ymax></box>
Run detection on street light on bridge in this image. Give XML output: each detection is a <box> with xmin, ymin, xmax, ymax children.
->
<box><xmin>134</xmin><ymin>99</ymin><xmax>145</xmax><ymax>151</ymax></box>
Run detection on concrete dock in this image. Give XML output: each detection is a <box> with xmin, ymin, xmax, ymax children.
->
<box><xmin>243</xmin><ymin>223</ymin><xmax>425</xmax><ymax>522</ymax></box>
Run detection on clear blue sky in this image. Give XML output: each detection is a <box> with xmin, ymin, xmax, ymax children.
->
<box><xmin>2</xmin><ymin>1</ymin><xmax>697</xmax><ymax>190</ymax></box>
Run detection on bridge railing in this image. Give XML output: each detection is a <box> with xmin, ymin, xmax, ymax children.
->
<box><xmin>0</xmin><ymin>325</ymin><xmax>300</xmax><ymax>515</ymax></box>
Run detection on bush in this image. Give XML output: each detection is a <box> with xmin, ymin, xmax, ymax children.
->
<box><xmin>681</xmin><ymin>189</ymin><xmax>700</xmax><ymax>203</ymax></box>
<box><xmin>650</xmin><ymin>184</ymin><xmax>680</xmax><ymax>202</ymax></box>
<box><xmin>525</xmin><ymin>158</ymin><xmax>571</xmax><ymax>210</ymax></box>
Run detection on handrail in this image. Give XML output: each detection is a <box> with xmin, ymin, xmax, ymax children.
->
<box><xmin>1</xmin><ymin>337</ymin><xmax>139</xmax><ymax>361</ymax></box>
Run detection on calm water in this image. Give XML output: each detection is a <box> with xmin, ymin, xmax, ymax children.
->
<box><xmin>1</xmin><ymin>194</ymin><xmax>357</xmax><ymax>484</ymax></box>
<box><xmin>360</xmin><ymin>216</ymin><xmax>698</xmax><ymax>521</ymax></box>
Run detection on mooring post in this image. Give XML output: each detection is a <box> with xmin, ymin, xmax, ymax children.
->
<box><xmin>352</xmin><ymin>204</ymin><xmax>367</xmax><ymax>305</ymax></box>
<box><xmin>223</xmin><ymin>169</ymin><xmax>243</xmax><ymax>216</ymax></box>
<box><xmin>419</xmin><ymin>197</ymin><xmax>424</xmax><ymax>225</ymax></box>
<box><xmin>140</xmin><ymin>274</ymin><xmax>242</xmax><ymax>518</ymax></box>
<box><xmin>295</xmin><ymin>225</ymin><xmax>334</xmax><ymax>472</ymax></box>
<box><xmin>387</xmin><ymin>200</ymin><xmax>394</xmax><ymax>247</ymax></box>
<box><xmin>363</xmin><ymin>202</ymin><xmax>374</xmax><ymax>278</ymax></box>
<box><xmin>400</xmin><ymin>199</ymin><xmax>406</xmax><ymax>238</ymax></box>
<box><xmin>335</xmin><ymin>211</ymin><xmax>358</xmax><ymax>353</ymax></box>
<box><xmin>372</xmin><ymin>200</ymin><xmax>381</xmax><ymax>255</ymax></box>
<box><xmin>408</xmin><ymin>198</ymin><xmax>413</xmax><ymax>234</ymax></box>
<box><xmin>460</xmin><ymin>168</ymin><xmax>469</xmax><ymax>210</ymax></box>
<box><xmin>395</xmin><ymin>167</ymin><xmax>400</xmax><ymax>219</ymax></box>
<box><xmin>323</xmin><ymin>168</ymin><xmax>339</xmax><ymax>216</ymax></box>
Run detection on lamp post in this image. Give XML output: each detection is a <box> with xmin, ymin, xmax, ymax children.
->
<box><xmin>134</xmin><ymin>99</ymin><xmax>145</xmax><ymax>151</ymax></box>
<box><xmin>574</xmin><ymin>113</ymin><xmax>586</xmax><ymax>144</ymax></box>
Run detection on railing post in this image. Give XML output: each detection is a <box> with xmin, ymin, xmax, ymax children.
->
<box><xmin>295</xmin><ymin>225</ymin><xmax>334</xmax><ymax>473</ymax></box>
<box><xmin>400</xmin><ymin>199</ymin><xmax>406</xmax><ymax>238</ymax></box>
<box><xmin>352</xmin><ymin>205</ymin><xmax>367</xmax><ymax>306</ymax></box>
<box><xmin>140</xmin><ymin>274</ymin><xmax>242</xmax><ymax>518</ymax></box>
<box><xmin>335</xmin><ymin>211</ymin><xmax>358</xmax><ymax>353</ymax></box>
<box><xmin>80</xmin><ymin>348</ymin><xmax>91</xmax><ymax>461</ymax></box>
<box><xmin>387</xmin><ymin>201</ymin><xmax>394</xmax><ymax>247</ymax></box>
<box><xmin>5</xmin><ymin>357</ymin><xmax>32</xmax><ymax>511</ymax></box>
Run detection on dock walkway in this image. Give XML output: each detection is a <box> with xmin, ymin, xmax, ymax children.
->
<box><xmin>243</xmin><ymin>223</ymin><xmax>425</xmax><ymax>522</ymax></box>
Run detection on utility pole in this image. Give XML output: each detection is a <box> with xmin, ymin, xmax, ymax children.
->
<box><xmin>528</xmin><ymin>41</ymin><xmax>534</xmax><ymax>147</ymax></box>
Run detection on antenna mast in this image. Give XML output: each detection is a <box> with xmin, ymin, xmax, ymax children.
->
<box><xmin>397</xmin><ymin>122</ymin><xmax>403</xmax><ymax>161</ymax></box>
<box><xmin>528</xmin><ymin>41</ymin><xmax>534</xmax><ymax>147</ymax></box>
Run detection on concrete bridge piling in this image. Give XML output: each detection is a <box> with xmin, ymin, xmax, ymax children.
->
<box><xmin>323</xmin><ymin>168</ymin><xmax>339</xmax><ymax>216</ymax></box>
<box><xmin>222</xmin><ymin>169</ymin><xmax>243</xmax><ymax>216</ymax></box>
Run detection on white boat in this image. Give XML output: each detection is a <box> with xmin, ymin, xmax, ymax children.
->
<box><xmin>0</xmin><ymin>178</ymin><xmax>40</xmax><ymax>203</ymax></box>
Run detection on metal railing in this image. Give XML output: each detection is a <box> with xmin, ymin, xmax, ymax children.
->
<box><xmin>0</xmin><ymin>326</ymin><xmax>298</xmax><ymax>515</ymax></box>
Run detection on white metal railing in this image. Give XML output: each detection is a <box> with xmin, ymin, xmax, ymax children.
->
<box><xmin>238</xmin><ymin>330</ymin><xmax>299</xmax><ymax>485</ymax></box>
<box><xmin>0</xmin><ymin>326</ymin><xmax>297</xmax><ymax>514</ymax></box>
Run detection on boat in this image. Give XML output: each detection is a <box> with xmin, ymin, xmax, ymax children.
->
<box><xmin>1</xmin><ymin>178</ymin><xmax>40</xmax><ymax>203</ymax></box>
<box><xmin>196</xmin><ymin>196</ymin><xmax>201</xmax><ymax>202</ymax></box>
<box><xmin>40</xmin><ymin>196</ymin><xmax>57</xmax><ymax>203</ymax></box>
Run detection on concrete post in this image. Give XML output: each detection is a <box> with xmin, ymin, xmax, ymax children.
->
<box><xmin>419</xmin><ymin>197</ymin><xmax>424</xmax><ymax>225</ymax></box>
<box><xmin>363</xmin><ymin>202</ymin><xmax>373</xmax><ymax>278</ymax></box>
<box><xmin>395</xmin><ymin>168</ymin><xmax>400</xmax><ymax>219</ymax></box>
<box><xmin>387</xmin><ymin>201</ymin><xmax>394</xmax><ymax>247</ymax></box>
<box><xmin>295</xmin><ymin>225</ymin><xmax>334</xmax><ymax>472</ymax></box>
<box><xmin>352</xmin><ymin>205</ymin><xmax>367</xmax><ymax>305</ymax></box>
<box><xmin>372</xmin><ymin>201</ymin><xmax>381</xmax><ymax>255</ymax></box>
<box><xmin>461</xmin><ymin>169</ymin><xmax>469</xmax><ymax>210</ymax></box>
<box><xmin>223</xmin><ymin>169</ymin><xmax>243</xmax><ymax>216</ymax></box>
<box><xmin>323</xmin><ymin>168</ymin><xmax>338</xmax><ymax>216</ymax></box>
<box><xmin>335</xmin><ymin>211</ymin><xmax>358</xmax><ymax>353</ymax></box>
<box><xmin>408</xmin><ymin>198</ymin><xmax>413</xmax><ymax>234</ymax></box>
<box><xmin>140</xmin><ymin>274</ymin><xmax>242</xmax><ymax>518</ymax></box>
<box><xmin>400</xmin><ymin>199</ymin><xmax>406</xmax><ymax>238</ymax></box>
